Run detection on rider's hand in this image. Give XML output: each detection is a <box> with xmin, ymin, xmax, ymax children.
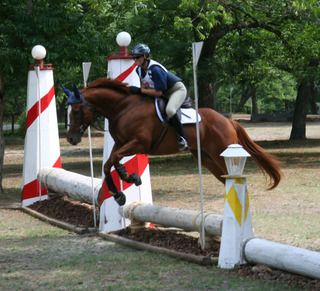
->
<box><xmin>129</xmin><ymin>86</ymin><xmax>141</xmax><ymax>94</ymax></box>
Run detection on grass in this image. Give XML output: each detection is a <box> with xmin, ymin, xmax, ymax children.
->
<box><xmin>0</xmin><ymin>210</ymin><xmax>298</xmax><ymax>290</ymax></box>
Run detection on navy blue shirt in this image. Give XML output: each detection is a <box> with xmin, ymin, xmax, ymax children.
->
<box><xmin>136</xmin><ymin>60</ymin><xmax>182</xmax><ymax>93</ymax></box>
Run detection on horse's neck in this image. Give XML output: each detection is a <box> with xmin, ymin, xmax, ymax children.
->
<box><xmin>86</xmin><ymin>89</ymin><xmax>139</xmax><ymax>121</ymax></box>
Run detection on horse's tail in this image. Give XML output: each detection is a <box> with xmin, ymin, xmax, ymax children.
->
<box><xmin>230</xmin><ymin>120</ymin><xmax>282</xmax><ymax>189</ymax></box>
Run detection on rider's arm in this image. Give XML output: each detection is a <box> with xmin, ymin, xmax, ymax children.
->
<box><xmin>141</xmin><ymin>87</ymin><xmax>163</xmax><ymax>97</ymax></box>
<box><xmin>141</xmin><ymin>65</ymin><xmax>167</xmax><ymax>97</ymax></box>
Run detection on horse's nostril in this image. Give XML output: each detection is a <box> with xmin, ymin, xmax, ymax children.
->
<box><xmin>67</xmin><ymin>135</ymin><xmax>80</xmax><ymax>145</ymax></box>
<box><xmin>67</xmin><ymin>136</ymin><xmax>74</xmax><ymax>145</ymax></box>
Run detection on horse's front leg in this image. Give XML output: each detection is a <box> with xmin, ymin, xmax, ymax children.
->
<box><xmin>115</xmin><ymin>163</ymin><xmax>142</xmax><ymax>186</ymax></box>
<box><xmin>100</xmin><ymin>160</ymin><xmax>126</xmax><ymax>206</ymax></box>
<box><xmin>108</xmin><ymin>139</ymin><xmax>145</xmax><ymax>185</ymax></box>
<box><xmin>105</xmin><ymin>171</ymin><xmax>126</xmax><ymax>206</ymax></box>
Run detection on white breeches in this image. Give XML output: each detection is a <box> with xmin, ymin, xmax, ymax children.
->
<box><xmin>165</xmin><ymin>82</ymin><xmax>187</xmax><ymax>118</ymax></box>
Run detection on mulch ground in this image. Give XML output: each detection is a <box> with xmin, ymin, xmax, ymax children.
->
<box><xmin>28</xmin><ymin>196</ymin><xmax>320</xmax><ymax>290</ymax></box>
<box><xmin>29</xmin><ymin>195</ymin><xmax>97</xmax><ymax>227</ymax></box>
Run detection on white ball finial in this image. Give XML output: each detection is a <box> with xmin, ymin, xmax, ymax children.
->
<box><xmin>31</xmin><ymin>45</ymin><xmax>46</xmax><ymax>60</ymax></box>
<box><xmin>116</xmin><ymin>32</ymin><xmax>131</xmax><ymax>47</ymax></box>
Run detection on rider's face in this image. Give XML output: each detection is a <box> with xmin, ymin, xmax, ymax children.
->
<box><xmin>133</xmin><ymin>55</ymin><xmax>145</xmax><ymax>67</ymax></box>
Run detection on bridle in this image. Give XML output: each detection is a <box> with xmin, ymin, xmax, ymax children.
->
<box><xmin>68</xmin><ymin>101</ymin><xmax>105</xmax><ymax>134</ymax></box>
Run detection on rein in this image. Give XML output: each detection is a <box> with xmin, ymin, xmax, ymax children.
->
<box><xmin>85</xmin><ymin>102</ymin><xmax>107</xmax><ymax>132</ymax></box>
<box><xmin>69</xmin><ymin>99</ymin><xmax>107</xmax><ymax>134</ymax></box>
<box><xmin>91</xmin><ymin>115</ymin><xmax>107</xmax><ymax>132</ymax></box>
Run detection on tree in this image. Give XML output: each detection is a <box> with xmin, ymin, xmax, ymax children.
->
<box><xmin>264</xmin><ymin>4</ymin><xmax>320</xmax><ymax>139</ymax></box>
<box><xmin>0</xmin><ymin>76</ymin><xmax>4</xmax><ymax>193</ymax></box>
<box><xmin>0</xmin><ymin>0</ymin><xmax>134</xmax><ymax>193</ymax></box>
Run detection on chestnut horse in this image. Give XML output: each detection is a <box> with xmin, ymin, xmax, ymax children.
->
<box><xmin>66</xmin><ymin>77</ymin><xmax>281</xmax><ymax>205</ymax></box>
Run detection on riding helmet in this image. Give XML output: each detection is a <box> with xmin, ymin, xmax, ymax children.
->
<box><xmin>131</xmin><ymin>43</ymin><xmax>151</xmax><ymax>57</ymax></box>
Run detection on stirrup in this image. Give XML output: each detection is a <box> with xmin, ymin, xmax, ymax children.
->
<box><xmin>178</xmin><ymin>136</ymin><xmax>188</xmax><ymax>151</ymax></box>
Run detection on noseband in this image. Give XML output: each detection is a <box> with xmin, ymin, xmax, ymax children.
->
<box><xmin>68</xmin><ymin>102</ymin><xmax>91</xmax><ymax>135</ymax></box>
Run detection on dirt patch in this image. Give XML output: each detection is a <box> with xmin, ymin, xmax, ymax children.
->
<box><xmin>115</xmin><ymin>227</ymin><xmax>219</xmax><ymax>257</ymax></box>
<box><xmin>28</xmin><ymin>196</ymin><xmax>320</xmax><ymax>290</ymax></box>
<box><xmin>236</xmin><ymin>265</ymin><xmax>320</xmax><ymax>290</ymax></box>
<box><xmin>29</xmin><ymin>195</ymin><xmax>97</xmax><ymax>228</ymax></box>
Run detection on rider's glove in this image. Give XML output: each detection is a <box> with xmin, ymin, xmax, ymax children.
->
<box><xmin>129</xmin><ymin>86</ymin><xmax>141</xmax><ymax>94</ymax></box>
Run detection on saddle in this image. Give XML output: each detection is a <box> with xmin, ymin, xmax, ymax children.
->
<box><xmin>155</xmin><ymin>97</ymin><xmax>201</xmax><ymax>124</ymax></box>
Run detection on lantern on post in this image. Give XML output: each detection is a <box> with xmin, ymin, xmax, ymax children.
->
<box><xmin>218</xmin><ymin>144</ymin><xmax>254</xmax><ymax>269</ymax></box>
<box><xmin>220</xmin><ymin>144</ymin><xmax>250</xmax><ymax>176</ymax></box>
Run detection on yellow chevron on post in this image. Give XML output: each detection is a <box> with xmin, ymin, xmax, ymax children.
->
<box><xmin>245</xmin><ymin>190</ymin><xmax>250</xmax><ymax>220</ymax></box>
<box><xmin>226</xmin><ymin>185</ymin><xmax>242</xmax><ymax>225</ymax></box>
<box><xmin>235</xmin><ymin>177</ymin><xmax>244</xmax><ymax>185</ymax></box>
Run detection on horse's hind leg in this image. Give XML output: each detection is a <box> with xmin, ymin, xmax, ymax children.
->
<box><xmin>115</xmin><ymin>163</ymin><xmax>142</xmax><ymax>186</ymax></box>
<box><xmin>190</xmin><ymin>150</ymin><xmax>226</xmax><ymax>184</ymax></box>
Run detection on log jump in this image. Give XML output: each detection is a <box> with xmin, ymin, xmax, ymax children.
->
<box><xmin>38</xmin><ymin>168</ymin><xmax>100</xmax><ymax>205</ymax></box>
<box><xmin>38</xmin><ymin>167</ymin><xmax>223</xmax><ymax>237</ymax></box>
<box><xmin>38</xmin><ymin>167</ymin><xmax>320</xmax><ymax>279</ymax></box>
<box><xmin>120</xmin><ymin>202</ymin><xmax>222</xmax><ymax>237</ymax></box>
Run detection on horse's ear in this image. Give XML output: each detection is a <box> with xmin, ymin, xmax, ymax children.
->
<box><xmin>72</xmin><ymin>84</ymin><xmax>83</xmax><ymax>102</ymax></box>
<box><xmin>61</xmin><ymin>84</ymin><xmax>81</xmax><ymax>105</ymax></box>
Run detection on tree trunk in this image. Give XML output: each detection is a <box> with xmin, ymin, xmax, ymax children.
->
<box><xmin>237</xmin><ymin>85</ymin><xmax>258</xmax><ymax>115</ymax></box>
<box><xmin>290</xmin><ymin>80</ymin><xmax>311</xmax><ymax>140</ymax></box>
<box><xmin>308</xmin><ymin>83</ymin><xmax>317</xmax><ymax>114</ymax></box>
<box><xmin>251</xmin><ymin>88</ymin><xmax>258</xmax><ymax>116</ymax></box>
<box><xmin>0</xmin><ymin>75</ymin><xmax>4</xmax><ymax>193</ymax></box>
<box><xmin>237</xmin><ymin>89</ymin><xmax>250</xmax><ymax>112</ymax></box>
<box><xmin>197</xmin><ymin>27</ymin><xmax>222</xmax><ymax>109</ymax></box>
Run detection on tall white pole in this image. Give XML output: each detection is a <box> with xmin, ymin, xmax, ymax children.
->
<box><xmin>192</xmin><ymin>42</ymin><xmax>205</xmax><ymax>249</ymax></box>
<box><xmin>82</xmin><ymin>62</ymin><xmax>97</xmax><ymax>228</ymax></box>
<box><xmin>35</xmin><ymin>65</ymin><xmax>42</xmax><ymax>200</ymax></box>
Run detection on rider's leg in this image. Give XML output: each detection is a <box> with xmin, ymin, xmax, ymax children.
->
<box><xmin>166</xmin><ymin>82</ymin><xmax>188</xmax><ymax>151</ymax></box>
<box><xmin>168</xmin><ymin>114</ymin><xmax>188</xmax><ymax>151</ymax></box>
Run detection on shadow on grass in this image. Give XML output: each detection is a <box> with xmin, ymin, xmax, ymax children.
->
<box><xmin>0</xmin><ymin>188</ymin><xmax>21</xmax><ymax>205</ymax></box>
<box><xmin>257</xmin><ymin>138</ymin><xmax>320</xmax><ymax>149</ymax></box>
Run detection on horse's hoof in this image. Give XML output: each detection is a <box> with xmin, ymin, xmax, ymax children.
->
<box><xmin>114</xmin><ymin>192</ymin><xmax>126</xmax><ymax>206</ymax></box>
<box><xmin>128</xmin><ymin>173</ymin><xmax>142</xmax><ymax>186</ymax></box>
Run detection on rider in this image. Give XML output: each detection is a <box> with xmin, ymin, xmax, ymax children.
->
<box><xmin>129</xmin><ymin>43</ymin><xmax>188</xmax><ymax>151</ymax></box>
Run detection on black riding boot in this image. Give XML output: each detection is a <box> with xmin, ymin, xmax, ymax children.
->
<box><xmin>168</xmin><ymin>113</ymin><xmax>188</xmax><ymax>151</ymax></box>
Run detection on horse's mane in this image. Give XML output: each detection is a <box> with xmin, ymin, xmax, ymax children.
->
<box><xmin>87</xmin><ymin>77</ymin><xmax>130</xmax><ymax>95</ymax></box>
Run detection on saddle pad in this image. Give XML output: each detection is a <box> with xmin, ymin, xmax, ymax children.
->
<box><xmin>155</xmin><ymin>97</ymin><xmax>201</xmax><ymax>124</ymax></box>
<box><xmin>180</xmin><ymin>108</ymin><xmax>202</xmax><ymax>124</ymax></box>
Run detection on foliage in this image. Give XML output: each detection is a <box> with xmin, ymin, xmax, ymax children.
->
<box><xmin>0</xmin><ymin>0</ymin><xmax>132</xmax><ymax>113</ymax></box>
<box><xmin>1</xmin><ymin>0</ymin><xmax>319</xmax><ymax>114</ymax></box>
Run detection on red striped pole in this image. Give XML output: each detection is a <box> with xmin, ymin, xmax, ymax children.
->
<box><xmin>21</xmin><ymin>45</ymin><xmax>62</xmax><ymax>206</ymax></box>
<box><xmin>99</xmin><ymin>32</ymin><xmax>153</xmax><ymax>232</ymax></box>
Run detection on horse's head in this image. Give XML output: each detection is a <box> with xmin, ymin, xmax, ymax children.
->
<box><xmin>63</xmin><ymin>78</ymin><xmax>131</xmax><ymax>145</ymax></box>
<box><xmin>63</xmin><ymin>85</ymin><xmax>95</xmax><ymax>145</ymax></box>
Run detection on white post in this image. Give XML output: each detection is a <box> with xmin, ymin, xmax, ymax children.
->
<box><xmin>22</xmin><ymin>45</ymin><xmax>62</xmax><ymax>206</ymax></box>
<box><xmin>82</xmin><ymin>62</ymin><xmax>97</xmax><ymax>228</ymax></box>
<box><xmin>192</xmin><ymin>41</ymin><xmax>206</xmax><ymax>249</ymax></box>
<box><xmin>99</xmin><ymin>32</ymin><xmax>153</xmax><ymax>233</ymax></box>
<box><xmin>218</xmin><ymin>144</ymin><xmax>253</xmax><ymax>268</ymax></box>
